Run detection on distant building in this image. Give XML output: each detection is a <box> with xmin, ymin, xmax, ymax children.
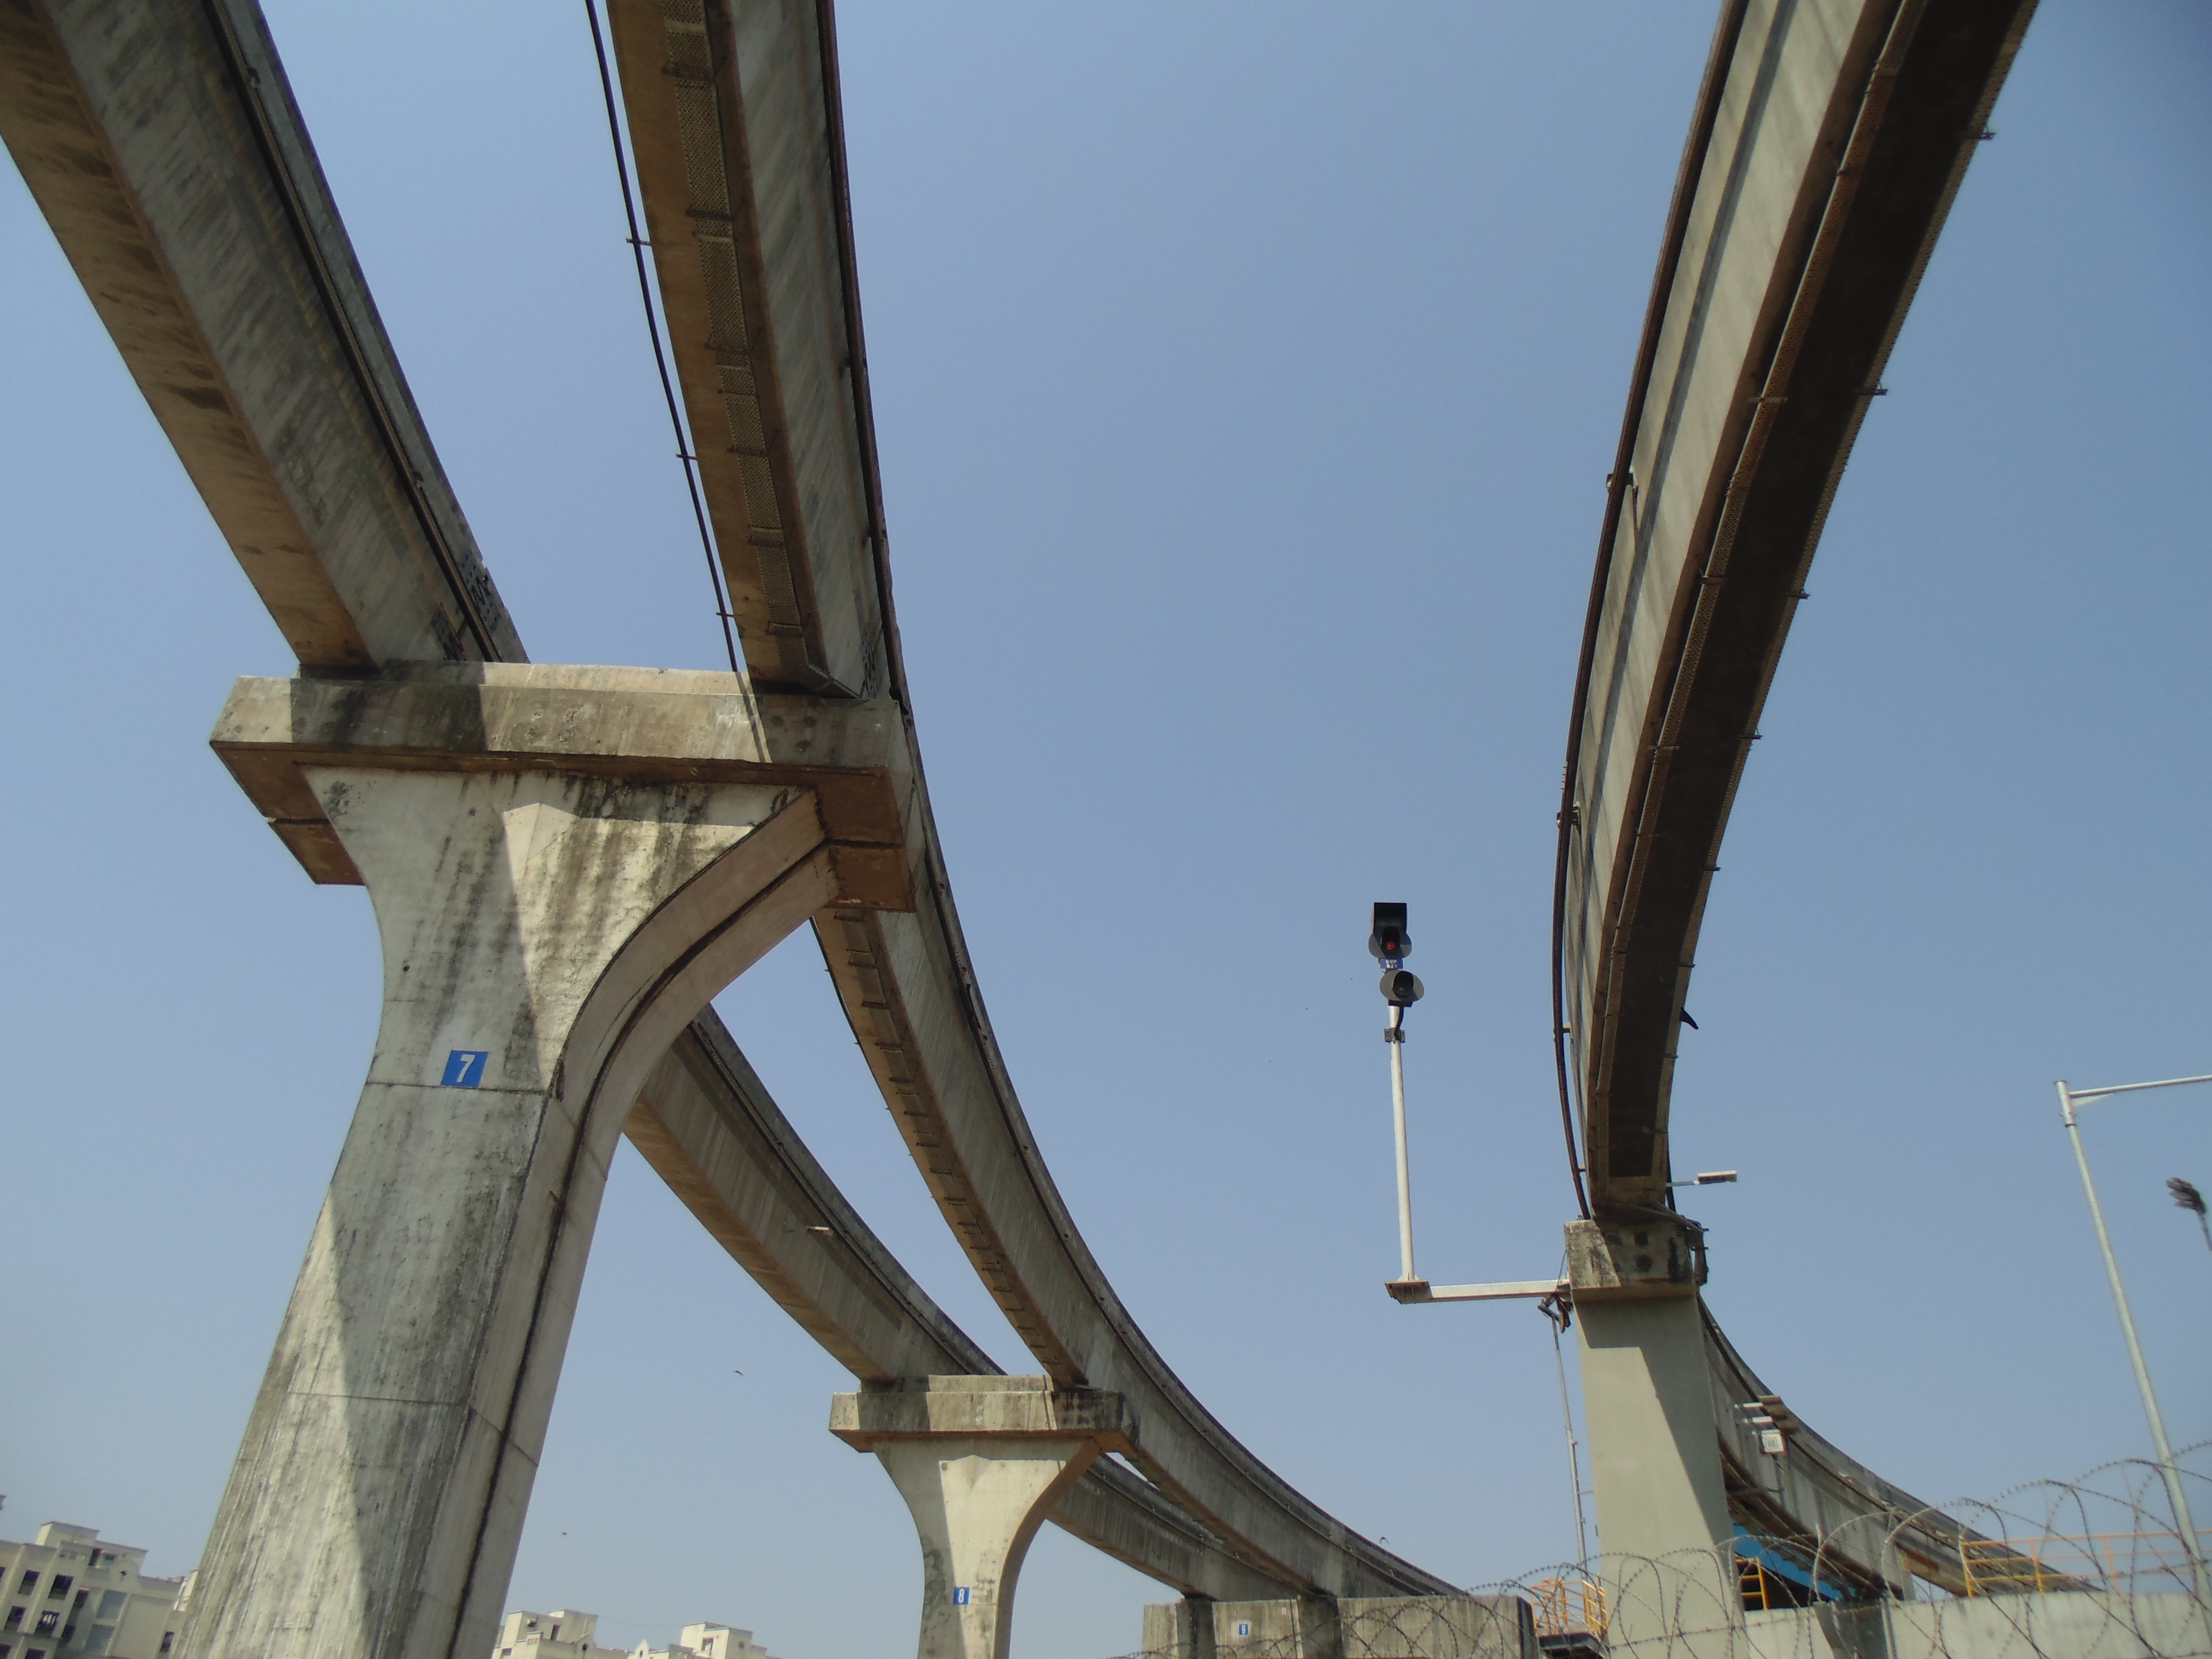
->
<box><xmin>493</xmin><ymin>1609</ymin><xmax>627</xmax><ymax>1659</ymax></box>
<box><xmin>492</xmin><ymin>1611</ymin><xmax>786</xmax><ymax>1659</ymax></box>
<box><xmin>627</xmin><ymin>1624</ymin><xmax>784</xmax><ymax>1659</ymax></box>
<box><xmin>0</xmin><ymin>1523</ymin><xmax>187</xmax><ymax>1659</ymax></box>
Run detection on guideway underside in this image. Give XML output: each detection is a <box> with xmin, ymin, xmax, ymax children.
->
<box><xmin>0</xmin><ymin>0</ymin><xmax>2101</xmax><ymax>1650</ymax></box>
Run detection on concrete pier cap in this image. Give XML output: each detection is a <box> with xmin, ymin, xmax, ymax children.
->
<box><xmin>832</xmin><ymin>1378</ymin><xmax>1135</xmax><ymax>1659</ymax></box>
<box><xmin>185</xmin><ymin>666</ymin><xmax>918</xmax><ymax>1659</ymax></box>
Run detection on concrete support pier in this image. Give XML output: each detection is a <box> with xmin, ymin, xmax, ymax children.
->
<box><xmin>185</xmin><ymin>667</ymin><xmax>910</xmax><ymax>1659</ymax></box>
<box><xmin>832</xmin><ymin>1377</ymin><xmax>1134</xmax><ymax>1659</ymax></box>
<box><xmin>1565</xmin><ymin>1217</ymin><xmax>1738</xmax><ymax>1658</ymax></box>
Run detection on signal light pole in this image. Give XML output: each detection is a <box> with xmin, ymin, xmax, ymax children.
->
<box><xmin>1367</xmin><ymin>905</ymin><xmax>1559</xmax><ymax>1303</ymax></box>
<box><xmin>1370</xmin><ymin>905</ymin><xmax>1424</xmax><ymax>1288</ymax></box>
<box><xmin>1386</xmin><ymin>1000</ymin><xmax>1417</xmax><ymax>1286</ymax></box>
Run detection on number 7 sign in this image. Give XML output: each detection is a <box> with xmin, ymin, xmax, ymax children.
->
<box><xmin>442</xmin><ymin>1050</ymin><xmax>489</xmax><ymax>1088</ymax></box>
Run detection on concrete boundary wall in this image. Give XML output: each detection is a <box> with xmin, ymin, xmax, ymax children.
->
<box><xmin>1743</xmin><ymin>1594</ymin><xmax>2211</xmax><ymax>1659</ymax></box>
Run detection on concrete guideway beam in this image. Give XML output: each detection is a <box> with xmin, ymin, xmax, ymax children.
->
<box><xmin>627</xmin><ymin>1027</ymin><xmax>1291</xmax><ymax>1603</ymax></box>
<box><xmin>831</xmin><ymin>1378</ymin><xmax>1137</xmax><ymax>1659</ymax></box>
<box><xmin>6</xmin><ymin>0</ymin><xmax>1982</xmax><ymax>1620</ymax></box>
<box><xmin>814</xmin><ymin>887</ymin><xmax>1462</xmax><ymax>1599</ymax></box>
<box><xmin>0</xmin><ymin>0</ymin><xmax>522</xmax><ymax>669</ymax></box>
<box><xmin>1563</xmin><ymin>1222</ymin><xmax>2015</xmax><ymax>1612</ymax></box>
<box><xmin>186</xmin><ymin>669</ymin><xmax>910</xmax><ymax>1659</ymax></box>
<box><xmin>606</xmin><ymin>0</ymin><xmax>890</xmax><ymax>698</ymax></box>
<box><xmin>1559</xmin><ymin>0</ymin><xmax>2041</xmax><ymax>1211</ymax></box>
<box><xmin>1701</xmin><ymin>1312</ymin><xmax>2021</xmax><ymax>1599</ymax></box>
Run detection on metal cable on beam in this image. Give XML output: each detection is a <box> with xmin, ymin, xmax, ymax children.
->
<box><xmin>583</xmin><ymin>0</ymin><xmax>742</xmax><ymax>676</ymax></box>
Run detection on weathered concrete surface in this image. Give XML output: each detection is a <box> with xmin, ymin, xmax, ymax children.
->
<box><xmin>211</xmin><ymin>666</ymin><xmax>915</xmax><ymax>896</ymax></box>
<box><xmin>185</xmin><ymin>681</ymin><xmax>903</xmax><ymax>1659</ymax></box>
<box><xmin>1567</xmin><ymin>1215</ymin><xmax>1708</xmax><ymax>1300</ymax></box>
<box><xmin>1558</xmin><ymin>0</ymin><xmax>2040</xmax><ymax>1211</ymax></box>
<box><xmin>1143</xmin><ymin>1599</ymin><xmax>1221</xmax><ymax>1659</ymax></box>
<box><xmin>1144</xmin><ymin>1594</ymin><xmax>1538</xmax><ymax>1659</ymax></box>
<box><xmin>627</xmin><ymin>1027</ymin><xmax>1283</xmax><ymax>1602</ymax></box>
<box><xmin>809</xmin><ymin>891</ymin><xmax>1459</xmax><ymax>1598</ymax></box>
<box><xmin>1570</xmin><ymin>1224</ymin><xmax>1737</xmax><ymax>1659</ymax></box>
<box><xmin>0</xmin><ymin>0</ymin><xmax>520</xmax><ymax>668</ymax></box>
<box><xmin>835</xmin><ymin>1380</ymin><xmax>1132</xmax><ymax>1659</ymax></box>
<box><xmin>608</xmin><ymin>0</ymin><xmax>888</xmax><ymax>697</ymax></box>
<box><xmin>591</xmin><ymin>4</ymin><xmax>1550</xmax><ymax>1591</ymax></box>
<box><xmin>832</xmin><ymin>1376</ymin><xmax>1137</xmax><ymax>1453</ymax></box>
<box><xmin>15</xmin><ymin>0</ymin><xmax>1992</xmax><ymax>1616</ymax></box>
<box><xmin>1742</xmin><ymin>1593</ymin><xmax>2211</xmax><ymax>1659</ymax></box>
<box><xmin>8</xmin><ymin>0</ymin><xmax>1462</xmax><ymax>1601</ymax></box>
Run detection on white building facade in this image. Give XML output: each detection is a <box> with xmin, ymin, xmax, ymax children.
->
<box><xmin>492</xmin><ymin>1611</ymin><xmax>786</xmax><ymax>1659</ymax></box>
<box><xmin>628</xmin><ymin>1624</ymin><xmax>784</xmax><ymax>1659</ymax></box>
<box><xmin>0</xmin><ymin>1523</ymin><xmax>187</xmax><ymax>1659</ymax></box>
<box><xmin>493</xmin><ymin>1609</ymin><xmax>628</xmax><ymax>1659</ymax></box>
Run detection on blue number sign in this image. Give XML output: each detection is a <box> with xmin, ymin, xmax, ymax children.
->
<box><xmin>442</xmin><ymin>1050</ymin><xmax>489</xmax><ymax>1088</ymax></box>
<box><xmin>951</xmin><ymin>1587</ymin><xmax>971</xmax><ymax>1607</ymax></box>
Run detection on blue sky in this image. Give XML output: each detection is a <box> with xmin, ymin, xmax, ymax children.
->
<box><xmin>2</xmin><ymin>5</ymin><xmax>2207</xmax><ymax>1657</ymax></box>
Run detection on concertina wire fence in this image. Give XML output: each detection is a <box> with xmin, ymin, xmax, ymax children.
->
<box><xmin>1106</xmin><ymin>1446</ymin><xmax>2210</xmax><ymax>1659</ymax></box>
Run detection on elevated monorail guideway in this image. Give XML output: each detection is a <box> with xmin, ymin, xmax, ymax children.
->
<box><xmin>1554</xmin><ymin>0</ymin><xmax>2037</xmax><ymax>1217</ymax></box>
<box><xmin>7</xmin><ymin>0</ymin><xmax>2063</xmax><ymax>1650</ymax></box>
<box><xmin>1538</xmin><ymin>0</ymin><xmax>2041</xmax><ymax>1647</ymax></box>
<box><xmin>2</xmin><ymin>0</ymin><xmax>1451</xmax><ymax>1652</ymax></box>
<box><xmin>598</xmin><ymin>0</ymin><xmax>1460</xmax><ymax>1605</ymax></box>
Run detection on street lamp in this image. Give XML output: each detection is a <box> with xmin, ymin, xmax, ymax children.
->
<box><xmin>2056</xmin><ymin>1074</ymin><xmax>2212</xmax><ymax>1604</ymax></box>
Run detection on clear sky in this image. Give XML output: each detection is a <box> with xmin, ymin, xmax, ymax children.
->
<box><xmin>2</xmin><ymin>5</ymin><xmax>2208</xmax><ymax>1657</ymax></box>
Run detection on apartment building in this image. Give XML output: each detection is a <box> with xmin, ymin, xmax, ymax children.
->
<box><xmin>493</xmin><ymin>1609</ymin><xmax>627</xmax><ymax>1659</ymax></box>
<box><xmin>626</xmin><ymin>1622</ymin><xmax>785</xmax><ymax>1659</ymax></box>
<box><xmin>493</xmin><ymin>1611</ymin><xmax>787</xmax><ymax>1659</ymax></box>
<box><xmin>0</xmin><ymin>1523</ymin><xmax>186</xmax><ymax>1659</ymax></box>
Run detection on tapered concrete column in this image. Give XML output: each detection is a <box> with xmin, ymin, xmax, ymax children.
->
<box><xmin>1566</xmin><ymin>1218</ymin><xmax>1738</xmax><ymax>1659</ymax></box>
<box><xmin>186</xmin><ymin>667</ymin><xmax>911</xmax><ymax>1659</ymax></box>
<box><xmin>832</xmin><ymin>1378</ymin><xmax>1134</xmax><ymax>1659</ymax></box>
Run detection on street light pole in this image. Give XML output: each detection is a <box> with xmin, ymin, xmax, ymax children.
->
<box><xmin>2056</xmin><ymin>1075</ymin><xmax>2212</xmax><ymax>1604</ymax></box>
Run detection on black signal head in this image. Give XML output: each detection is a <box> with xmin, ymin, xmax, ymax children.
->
<box><xmin>1369</xmin><ymin>902</ymin><xmax>1409</xmax><ymax>964</ymax></box>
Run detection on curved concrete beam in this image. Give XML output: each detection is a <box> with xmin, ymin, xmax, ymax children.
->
<box><xmin>606</xmin><ymin>0</ymin><xmax>1461</xmax><ymax>1599</ymax></box>
<box><xmin>1557</xmin><ymin>0</ymin><xmax>2038</xmax><ymax>1213</ymax></box>
<box><xmin>629</xmin><ymin>1018</ymin><xmax>1291</xmax><ymax>1604</ymax></box>
<box><xmin>6</xmin><ymin>0</ymin><xmax>1450</xmax><ymax>1603</ymax></box>
<box><xmin>0</xmin><ymin>0</ymin><xmax>522</xmax><ymax>668</ymax></box>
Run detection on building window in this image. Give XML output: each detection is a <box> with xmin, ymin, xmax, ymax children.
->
<box><xmin>159</xmin><ymin>1634</ymin><xmax>174</xmax><ymax>1654</ymax></box>
<box><xmin>43</xmin><ymin>1580</ymin><xmax>68</xmax><ymax>1601</ymax></box>
<box><xmin>12</xmin><ymin>1578</ymin><xmax>31</xmax><ymax>1597</ymax></box>
<box><xmin>5</xmin><ymin>1606</ymin><xmax>22</xmax><ymax>1629</ymax></box>
<box><xmin>33</xmin><ymin>1614</ymin><xmax>56</xmax><ymax>1636</ymax></box>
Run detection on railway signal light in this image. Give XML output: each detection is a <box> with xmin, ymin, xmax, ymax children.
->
<box><xmin>1380</xmin><ymin>969</ymin><xmax>1425</xmax><ymax>1008</ymax></box>
<box><xmin>1369</xmin><ymin>902</ymin><xmax>1409</xmax><ymax>968</ymax></box>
